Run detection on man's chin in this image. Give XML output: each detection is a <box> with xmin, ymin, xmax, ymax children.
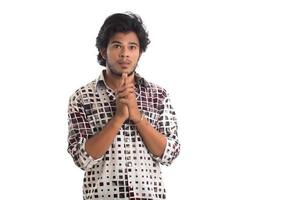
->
<box><xmin>110</xmin><ymin>68</ymin><xmax>135</xmax><ymax>77</ymax></box>
<box><xmin>107</xmin><ymin>63</ymin><xmax>137</xmax><ymax>77</ymax></box>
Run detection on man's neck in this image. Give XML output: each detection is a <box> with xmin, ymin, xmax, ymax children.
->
<box><xmin>104</xmin><ymin>70</ymin><xmax>135</xmax><ymax>90</ymax></box>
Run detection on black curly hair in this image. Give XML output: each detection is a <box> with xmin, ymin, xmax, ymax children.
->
<box><xmin>96</xmin><ymin>12</ymin><xmax>151</xmax><ymax>66</ymax></box>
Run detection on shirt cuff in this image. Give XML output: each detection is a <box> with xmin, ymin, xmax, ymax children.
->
<box><xmin>151</xmin><ymin>138</ymin><xmax>173</xmax><ymax>166</ymax></box>
<box><xmin>79</xmin><ymin>139</ymin><xmax>104</xmax><ymax>170</ymax></box>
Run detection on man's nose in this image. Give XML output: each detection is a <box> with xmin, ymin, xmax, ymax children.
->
<box><xmin>120</xmin><ymin>47</ymin><xmax>129</xmax><ymax>58</ymax></box>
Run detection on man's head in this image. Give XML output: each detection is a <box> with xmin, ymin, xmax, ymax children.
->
<box><xmin>96</xmin><ymin>12</ymin><xmax>150</xmax><ymax>77</ymax></box>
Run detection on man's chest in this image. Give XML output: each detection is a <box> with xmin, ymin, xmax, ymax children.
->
<box><xmin>81</xmin><ymin>90</ymin><xmax>161</xmax><ymax>134</ymax></box>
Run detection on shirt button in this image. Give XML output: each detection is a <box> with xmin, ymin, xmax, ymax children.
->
<box><xmin>125</xmin><ymin>150</ymin><xmax>130</xmax><ymax>154</ymax></box>
<box><xmin>125</xmin><ymin>161</ymin><xmax>132</xmax><ymax>167</ymax></box>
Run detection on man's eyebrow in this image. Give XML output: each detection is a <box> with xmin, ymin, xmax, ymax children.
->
<box><xmin>111</xmin><ymin>41</ymin><xmax>122</xmax><ymax>44</ymax></box>
<box><xmin>128</xmin><ymin>42</ymin><xmax>139</xmax><ymax>46</ymax></box>
<box><xmin>110</xmin><ymin>41</ymin><xmax>139</xmax><ymax>46</ymax></box>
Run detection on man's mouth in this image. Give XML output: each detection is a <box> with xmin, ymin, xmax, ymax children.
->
<box><xmin>118</xmin><ymin>60</ymin><xmax>131</xmax><ymax>67</ymax></box>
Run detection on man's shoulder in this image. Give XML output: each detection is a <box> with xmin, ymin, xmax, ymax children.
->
<box><xmin>69</xmin><ymin>79</ymin><xmax>97</xmax><ymax>102</ymax></box>
<box><xmin>144</xmin><ymin>80</ymin><xmax>169</xmax><ymax>98</ymax></box>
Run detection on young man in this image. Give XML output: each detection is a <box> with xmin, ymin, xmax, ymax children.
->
<box><xmin>67</xmin><ymin>12</ymin><xmax>180</xmax><ymax>200</ymax></box>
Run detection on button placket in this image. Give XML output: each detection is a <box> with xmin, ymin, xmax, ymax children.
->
<box><xmin>123</xmin><ymin>122</ymin><xmax>135</xmax><ymax>193</ymax></box>
<box><xmin>123</xmin><ymin>124</ymin><xmax>132</xmax><ymax>168</ymax></box>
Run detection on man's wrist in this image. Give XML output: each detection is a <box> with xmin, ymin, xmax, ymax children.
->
<box><xmin>113</xmin><ymin>115</ymin><xmax>127</xmax><ymax>125</ymax></box>
<box><xmin>133</xmin><ymin>112</ymin><xmax>144</xmax><ymax>124</ymax></box>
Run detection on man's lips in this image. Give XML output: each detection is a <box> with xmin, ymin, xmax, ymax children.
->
<box><xmin>118</xmin><ymin>60</ymin><xmax>131</xmax><ymax>67</ymax></box>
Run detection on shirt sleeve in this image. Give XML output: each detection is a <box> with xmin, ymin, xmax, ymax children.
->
<box><xmin>151</xmin><ymin>93</ymin><xmax>181</xmax><ymax>166</ymax></box>
<box><xmin>67</xmin><ymin>94</ymin><xmax>104</xmax><ymax>171</ymax></box>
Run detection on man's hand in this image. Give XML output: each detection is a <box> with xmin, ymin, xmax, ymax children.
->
<box><xmin>116</xmin><ymin>73</ymin><xmax>142</xmax><ymax>123</ymax></box>
<box><xmin>115</xmin><ymin>73</ymin><xmax>129</xmax><ymax>121</ymax></box>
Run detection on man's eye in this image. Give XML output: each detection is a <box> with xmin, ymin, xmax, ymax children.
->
<box><xmin>114</xmin><ymin>45</ymin><xmax>121</xmax><ymax>48</ymax></box>
<box><xmin>129</xmin><ymin>46</ymin><xmax>137</xmax><ymax>50</ymax></box>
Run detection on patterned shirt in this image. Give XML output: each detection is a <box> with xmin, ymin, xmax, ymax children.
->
<box><xmin>67</xmin><ymin>70</ymin><xmax>180</xmax><ymax>200</ymax></box>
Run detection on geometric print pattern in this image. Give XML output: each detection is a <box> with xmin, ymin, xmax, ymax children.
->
<box><xmin>67</xmin><ymin>70</ymin><xmax>180</xmax><ymax>200</ymax></box>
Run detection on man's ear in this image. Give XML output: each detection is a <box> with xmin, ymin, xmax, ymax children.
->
<box><xmin>138</xmin><ymin>52</ymin><xmax>142</xmax><ymax>60</ymax></box>
<box><xmin>100</xmin><ymin>48</ymin><xmax>107</xmax><ymax>59</ymax></box>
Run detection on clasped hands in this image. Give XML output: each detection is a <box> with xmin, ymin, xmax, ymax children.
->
<box><xmin>115</xmin><ymin>73</ymin><xmax>142</xmax><ymax>123</ymax></box>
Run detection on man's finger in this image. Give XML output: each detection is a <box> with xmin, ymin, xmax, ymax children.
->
<box><xmin>119</xmin><ymin>98</ymin><xmax>128</xmax><ymax>104</ymax></box>
<box><xmin>123</xmin><ymin>73</ymin><xmax>128</xmax><ymax>86</ymax></box>
<box><xmin>117</xmin><ymin>84</ymin><xmax>135</xmax><ymax>93</ymax></box>
<box><xmin>117</xmin><ymin>88</ymin><xmax>135</xmax><ymax>98</ymax></box>
<box><xmin>120</xmin><ymin>73</ymin><xmax>127</xmax><ymax>87</ymax></box>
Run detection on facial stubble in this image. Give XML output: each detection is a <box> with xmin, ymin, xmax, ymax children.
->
<box><xmin>107</xmin><ymin>61</ymin><xmax>138</xmax><ymax>77</ymax></box>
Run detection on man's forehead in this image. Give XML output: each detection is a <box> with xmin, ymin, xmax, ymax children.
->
<box><xmin>109</xmin><ymin>32</ymin><xmax>140</xmax><ymax>44</ymax></box>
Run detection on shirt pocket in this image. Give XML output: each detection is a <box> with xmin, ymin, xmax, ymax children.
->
<box><xmin>83</xmin><ymin>102</ymin><xmax>113</xmax><ymax>134</ymax></box>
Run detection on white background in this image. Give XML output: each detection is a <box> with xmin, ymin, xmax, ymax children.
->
<box><xmin>0</xmin><ymin>0</ymin><xmax>299</xmax><ymax>199</ymax></box>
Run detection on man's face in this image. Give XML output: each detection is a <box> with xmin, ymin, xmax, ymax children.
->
<box><xmin>102</xmin><ymin>31</ymin><xmax>141</xmax><ymax>77</ymax></box>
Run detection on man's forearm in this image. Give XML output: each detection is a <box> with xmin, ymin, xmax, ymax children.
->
<box><xmin>85</xmin><ymin>116</ymin><xmax>125</xmax><ymax>159</ymax></box>
<box><xmin>135</xmin><ymin>117</ymin><xmax>167</xmax><ymax>158</ymax></box>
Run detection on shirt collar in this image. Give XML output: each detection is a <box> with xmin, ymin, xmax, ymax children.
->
<box><xmin>135</xmin><ymin>71</ymin><xmax>149</xmax><ymax>87</ymax></box>
<box><xmin>96</xmin><ymin>70</ymin><xmax>110</xmax><ymax>90</ymax></box>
